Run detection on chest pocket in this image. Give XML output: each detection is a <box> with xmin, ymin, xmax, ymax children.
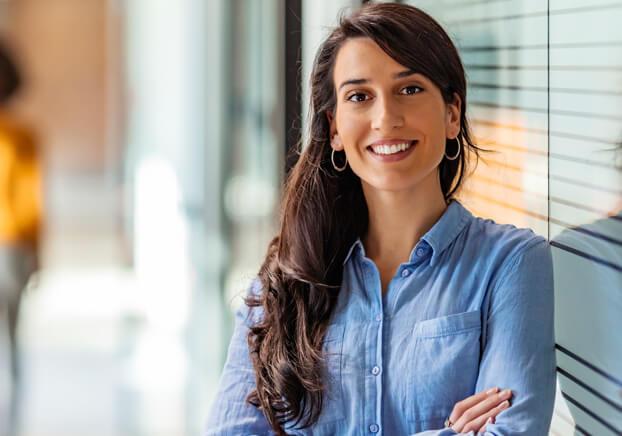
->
<box><xmin>406</xmin><ymin>310</ymin><xmax>482</xmax><ymax>428</ymax></box>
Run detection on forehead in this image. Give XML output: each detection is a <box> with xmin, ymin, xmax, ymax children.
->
<box><xmin>333</xmin><ymin>37</ymin><xmax>429</xmax><ymax>85</ymax></box>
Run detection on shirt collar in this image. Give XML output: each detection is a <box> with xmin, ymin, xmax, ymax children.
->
<box><xmin>342</xmin><ymin>237</ymin><xmax>366</xmax><ymax>266</ymax></box>
<box><xmin>342</xmin><ymin>199</ymin><xmax>472</xmax><ymax>267</ymax></box>
<box><xmin>417</xmin><ymin>198</ymin><xmax>472</xmax><ymax>267</ymax></box>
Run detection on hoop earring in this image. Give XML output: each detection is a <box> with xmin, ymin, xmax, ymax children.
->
<box><xmin>444</xmin><ymin>136</ymin><xmax>461</xmax><ymax>161</ymax></box>
<box><xmin>331</xmin><ymin>149</ymin><xmax>348</xmax><ymax>172</ymax></box>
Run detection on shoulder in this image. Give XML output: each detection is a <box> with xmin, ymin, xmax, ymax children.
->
<box><xmin>235</xmin><ymin>276</ymin><xmax>265</xmax><ymax>328</ymax></box>
<box><xmin>468</xmin><ymin>216</ymin><xmax>549</xmax><ymax>260</ymax></box>
<box><xmin>464</xmin><ymin>213</ymin><xmax>550</xmax><ymax>274</ymax></box>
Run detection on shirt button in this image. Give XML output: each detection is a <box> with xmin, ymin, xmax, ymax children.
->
<box><xmin>401</xmin><ymin>269</ymin><xmax>410</xmax><ymax>278</ymax></box>
<box><xmin>371</xmin><ymin>365</ymin><xmax>381</xmax><ymax>376</ymax></box>
<box><xmin>369</xmin><ymin>424</ymin><xmax>380</xmax><ymax>433</ymax></box>
<box><xmin>416</xmin><ymin>248</ymin><xmax>426</xmax><ymax>257</ymax></box>
<box><xmin>375</xmin><ymin>314</ymin><xmax>382</xmax><ymax>322</ymax></box>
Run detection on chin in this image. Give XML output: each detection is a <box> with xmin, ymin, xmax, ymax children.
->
<box><xmin>362</xmin><ymin>174</ymin><xmax>424</xmax><ymax>193</ymax></box>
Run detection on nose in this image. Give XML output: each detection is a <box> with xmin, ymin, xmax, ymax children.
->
<box><xmin>371</xmin><ymin>96</ymin><xmax>404</xmax><ymax>131</ymax></box>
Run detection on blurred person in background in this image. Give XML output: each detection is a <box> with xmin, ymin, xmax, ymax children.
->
<box><xmin>0</xmin><ymin>40</ymin><xmax>41</xmax><ymax>435</ymax></box>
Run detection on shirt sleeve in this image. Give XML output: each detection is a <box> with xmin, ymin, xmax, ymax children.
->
<box><xmin>474</xmin><ymin>236</ymin><xmax>556</xmax><ymax>435</ymax></box>
<box><xmin>204</xmin><ymin>279</ymin><xmax>275</xmax><ymax>436</ymax></box>
<box><xmin>409</xmin><ymin>237</ymin><xmax>556</xmax><ymax>436</ymax></box>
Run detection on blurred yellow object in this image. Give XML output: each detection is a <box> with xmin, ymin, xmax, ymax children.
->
<box><xmin>0</xmin><ymin>111</ymin><xmax>41</xmax><ymax>251</ymax></box>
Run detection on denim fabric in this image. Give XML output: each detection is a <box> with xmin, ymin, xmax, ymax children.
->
<box><xmin>206</xmin><ymin>199</ymin><xmax>556</xmax><ymax>435</ymax></box>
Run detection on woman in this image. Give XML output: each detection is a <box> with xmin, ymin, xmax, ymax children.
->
<box><xmin>207</xmin><ymin>3</ymin><xmax>555</xmax><ymax>435</ymax></box>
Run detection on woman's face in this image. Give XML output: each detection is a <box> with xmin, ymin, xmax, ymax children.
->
<box><xmin>329</xmin><ymin>37</ymin><xmax>461</xmax><ymax>193</ymax></box>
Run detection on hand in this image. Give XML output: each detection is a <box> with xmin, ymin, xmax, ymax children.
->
<box><xmin>445</xmin><ymin>387</ymin><xmax>512</xmax><ymax>434</ymax></box>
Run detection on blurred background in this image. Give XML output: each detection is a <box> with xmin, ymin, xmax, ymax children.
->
<box><xmin>0</xmin><ymin>0</ymin><xmax>619</xmax><ymax>435</ymax></box>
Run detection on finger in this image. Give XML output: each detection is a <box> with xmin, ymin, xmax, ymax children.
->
<box><xmin>463</xmin><ymin>400</ymin><xmax>509</xmax><ymax>434</ymax></box>
<box><xmin>469</xmin><ymin>389</ymin><xmax>512</xmax><ymax>419</ymax></box>
<box><xmin>456</xmin><ymin>395</ymin><xmax>509</xmax><ymax>433</ymax></box>
<box><xmin>449</xmin><ymin>388</ymin><xmax>500</xmax><ymax>431</ymax></box>
<box><xmin>477</xmin><ymin>416</ymin><xmax>494</xmax><ymax>434</ymax></box>
<box><xmin>449</xmin><ymin>387</ymin><xmax>499</xmax><ymax>425</ymax></box>
<box><xmin>452</xmin><ymin>389</ymin><xmax>512</xmax><ymax>431</ymax></box>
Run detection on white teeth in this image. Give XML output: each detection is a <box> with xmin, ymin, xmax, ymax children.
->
<box><xmin>370</xmin><ymin>142</ymin><xmax>414</xmax><ymax>155</ymax></box>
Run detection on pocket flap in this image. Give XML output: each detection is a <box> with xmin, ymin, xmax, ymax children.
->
<box><xmin>414</xmin><ymin>310</ymin><xmax>481</xmax><ymax>339</ymax></box>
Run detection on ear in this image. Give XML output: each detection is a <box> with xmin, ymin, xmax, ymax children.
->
<box><xmin>445</xmin><ymin>92</ymin><xmax>462</xmax><ymax>139</ymax></box>
<box><xmin>326</xmin><ymin>110</ymin><xmax>344</xmax><ymax>151</ymax></box>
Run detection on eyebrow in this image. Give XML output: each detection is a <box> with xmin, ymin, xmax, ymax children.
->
<box><xmin>337</xmin><ymin>69</ymin><xmax>421</xmax><ymax>91</ymax></box>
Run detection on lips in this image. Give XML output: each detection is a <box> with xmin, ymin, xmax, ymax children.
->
<box><xmin>366</xmin><ymin>140</ymin><xmax>418</xmax><ymax>162</ymax></box>
<box><xmin>367</xmin><ymin>140</ymin><xmax>418</xmax><ymax>155</ymax></box>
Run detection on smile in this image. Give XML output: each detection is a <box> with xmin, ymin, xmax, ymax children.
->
<box><xmin>366</xmin><ymin>140</ymin><xmax>418</xmax><ymax>162</ymax></box>
<box><xmin>369</xmin><ymin>141</ymin><xmax>415</xmax><ymax>155</ymax></box>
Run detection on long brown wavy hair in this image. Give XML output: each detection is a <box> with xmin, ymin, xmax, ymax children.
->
<box><xmin>245</xmin><ymin>3</ymin><xmax>489</xmax><ymax>434</ymax></box>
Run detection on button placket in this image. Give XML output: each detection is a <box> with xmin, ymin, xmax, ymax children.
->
<box><xmin>361</xmin><ymin>257</ymin><xmax>384</xmax><ymax>435</ymax></box>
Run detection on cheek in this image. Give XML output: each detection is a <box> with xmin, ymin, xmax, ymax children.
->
<box><xmin>337</xmin><ymin>109</ymin><xmax>364</xmax><ymax>130</ymax></box>
<box><xmin>408</xmin><ymin>105</ymin><xmax>443</xmax><ymax>129</ymax></box>
<box><xmin>407</xmin><ymin>111</ymin><xmax>448</xmax><ymax>147</ymax></box>
<box><xmin>336</xmin><ymin>114</ymin><xmax>369</xmax><ymax>152</ymax></box>
<box><xmin>343</xmin><ymin>145</ymin><xmax>368</xmax><ymax>172</ymax></box>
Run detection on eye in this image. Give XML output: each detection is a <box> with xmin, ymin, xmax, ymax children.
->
<box><xmin>400</xmin><ymin>85</ymin><xmax>423</xmax><ymax>95</ymax></box>
<box><xmin>346</xmin><ymin>92</ymin><xmax>369</xmax><ymax>103</ymax></box>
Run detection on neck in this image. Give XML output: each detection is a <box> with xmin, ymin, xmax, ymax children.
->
<box><xmin>361</xmin><ymin>170</ymin><xmax>448</xmax><ymax>266</ymax></box>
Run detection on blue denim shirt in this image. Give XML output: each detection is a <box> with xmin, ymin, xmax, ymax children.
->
<box><xmin>206</xmin><ymin>199</ymin><xmax>556</xmax><ymax>435</ymax></box>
